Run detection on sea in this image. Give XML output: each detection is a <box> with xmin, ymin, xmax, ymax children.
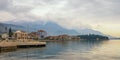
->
<box><xmin>0</xmin><ymin>39</ymin><xmax>120</xmax><ymax>60</ymax></box>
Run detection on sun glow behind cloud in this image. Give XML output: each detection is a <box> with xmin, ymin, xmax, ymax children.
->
<box><xmin>0</xmin><ymin>0</ymin><xmax>120</xmax><ymax>37</ymax></box>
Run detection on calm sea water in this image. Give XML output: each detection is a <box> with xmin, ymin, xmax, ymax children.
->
<box><xmin>0</xmin><ymin>39</ymin><xmax>120</xmax><ymax>60</ymax></box>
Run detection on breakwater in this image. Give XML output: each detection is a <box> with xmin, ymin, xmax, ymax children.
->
<box><xmin>0</xmin><ymin>40</ymin><xmax>46</xmax><ymax>53</ymax></box>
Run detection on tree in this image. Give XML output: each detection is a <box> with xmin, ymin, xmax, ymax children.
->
<box><xmin>8</xmin><ymin>27</ymin><xmax>13</xmax><ymax>39</ymax></box>
<box><xmin>0</xmin><ymin>34</ymin><xmax>1</xmax><ymax>38</ymax></box>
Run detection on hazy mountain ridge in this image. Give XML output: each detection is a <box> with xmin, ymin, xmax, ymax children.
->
<box><xmin>79</xmin><ymin>28</ymin><xmax>104</xmax><ymax>35</ymax></box>
<box><xmin>0</xmin><ymin>22</ymin><xmax>110</xmax><ymax>37</ymax></box>
<box><xmin>11</xmin><ymin>22</ymin><xmax>79</xmax><ymax>35</ymax></box>
<box><xmin>0</xmin><ymin>22</ymin><xmax>79</xmax><ymax>35</ymax></box>
<box><xmin>0</xmin><ymin>22</ymin><xmax>25</xmax><ymax>34</ymax></box>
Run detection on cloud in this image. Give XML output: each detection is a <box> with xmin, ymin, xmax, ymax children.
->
<box><xmin>0</xmin><ymin>0</ymin><xmax>119</xmax><ymax>21</ymax></box>
<box><xmin>0</xmin><ymin>0</ymin><xmax>120</xmax><ymax>37</ymax></box>
<box><xmin>0</xmin><ymin>11</ymin><xmax>16</xmax><ymax>21</ymax></box>
<box><xmin>0</xmin><ymin>0</ymin><xmax>10</xmax><ymax>10</ymax></box>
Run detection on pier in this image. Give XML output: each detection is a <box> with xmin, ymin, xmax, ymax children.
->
<box><xmin>0</xmin><ymin>40</ymin><xmax>46</xmax><ymax>53</ymax></box>
<box><xmin>17</xmin><ymin>41</ymin><xmax>46</xmax><ymax>48</ymax></box>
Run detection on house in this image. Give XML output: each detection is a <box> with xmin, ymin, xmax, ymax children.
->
<box><xmin>45</xmin><ymin>36</ymin><xmax>58</xmax><ymax>40</ymax></box>
<box><xmin>58</xmin><ymin>34</ymin><xmax>72</xmax><ymax>40</ymax></box>
<box><xmin>13</xmin><ymin>30</ymin><xmax>29</xmax><ymax>41</ymax></box>
<box><xmin>37</xmin><ymin>30</ymin><xmax>47</xmax><ymax>39</ymax></box>
<box><xmin>71</xmin><ymin>36</ymin><xmax>80</xmax><ymax>40</ymax></box>
<box><xmin>45</xmin><ymin>34</ymin><xmax>80</xmax><ymax>40</ymax></box>
<box><xmin>1</xmin><ymin>33</ymin><xmax>9</xmax><ymax>40</ymax></box>
<box><xmin>29</xmin><ymin>32</ymin><xmax>39</xmax><ymax>40</ymax></box>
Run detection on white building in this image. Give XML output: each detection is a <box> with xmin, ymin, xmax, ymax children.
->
<box><xmin>2</xmin><ymin>33</ymin><xmax>9</xmax><ymax>40</ymax></box>
<box><xmin>13</xmin><ymin>30</ymin><xmax>29</xmax><ymax>41</ymax></box>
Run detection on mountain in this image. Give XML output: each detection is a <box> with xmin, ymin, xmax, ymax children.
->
<box><xmin>0</xmin><ymin>22</ymin><xmax>111</xmax><ymax>37</ymax></box>
<box><xmin>38</xmin><ymin>22</ymin><xmax>79</xmax><ymax>35</ymax></box>
<box><xmin>11</xmin><ymin>22</ymin><xmax>79</xmax><ymax>36</ymax></box>
<box><xmin>78</xmin><ymin>28</ymin><xmax>104</xmax><ymax>35</ymax></box>
<box><xmin>0</xmin><ymin>22</ymin><xmax>79</xmax><ymax>35</ymax></box>
<box><xmin>0</xmin><ymin>22</ymin><xmax>25</xmax><ymax>34</ymax></box>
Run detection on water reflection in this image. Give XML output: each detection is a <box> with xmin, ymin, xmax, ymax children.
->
<box><xmin>0</xmin><ymin>40</ymin><xmax>120</xmax><ymax>60</ymax></box>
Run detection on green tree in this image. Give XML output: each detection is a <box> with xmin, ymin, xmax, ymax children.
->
<box><xmin>0</xmin><ymin>34</ymin><xmax>1</xmax><ymax>38</ymax></box>
<box><xmin>8</xmin><ymin>27</ymin><xmax>13</xmax><ymax>39</ymax></box>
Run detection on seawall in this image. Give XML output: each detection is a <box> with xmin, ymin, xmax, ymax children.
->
<box><xmin>0</xmin><ymin>40</ymin><xmax>46</xmax><ymax>53</ymax></box>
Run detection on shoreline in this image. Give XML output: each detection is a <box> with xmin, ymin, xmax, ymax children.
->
<box><xmin>0</xmin><ymin>39</ymin><xmax>108</xmax><ymax>53</ymax></box>
<box><xmin>0</xmin><ymin>40</ymin><xmax>46</xmax><ymax>53</ymax></box>
<box><xmin>39</xmin><ymin>39</ymin><xmax>80</xmax><ymax>42</ymax></box>
<box><xmin>0</xmin><ymin>39</ymin><xmax>80</xmax><ymax>53</ymax></box>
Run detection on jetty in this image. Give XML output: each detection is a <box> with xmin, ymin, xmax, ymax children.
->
<box><xmin>0</xmin><ymin>40</ymin><xmax>46</xmax><ymax>53</ymax></box>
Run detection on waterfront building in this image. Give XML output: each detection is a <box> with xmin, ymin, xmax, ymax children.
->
<box><xmin>37</xmin><ymin>30</ymin><xmax>47</xmax><ymax>39</ymax></box>
<box><xmin>45</xmin><ymin>34</ymin><xmax>80</xmax><ymax>40</ymax></box>
<box><xmin>71</xmin><ymin>36</ymin><xmax>80</xmax><ymax>40</ymax></box>
<box><xmin>45</xmin><ymin>36</ymin><xmax>58</xmax><ymax>40</ymax></box>
<box><xmin>29</xmin><ymin>32</ymin><xmax>39</xmax><ymax>40</ymax></box>
<box><xmin>13</xmin><ymin>30</ymin><xmax>29</xmax><ymax>41</ymax></box>
<box><xmin>1</xmin><ymin>33</ymin><xmax>9</xmax><ymax>40</ymax></box>
<box><xmin>58</xmin><ymin>34</ymin><xmax>72</xmax><ymax>40</ymax></box>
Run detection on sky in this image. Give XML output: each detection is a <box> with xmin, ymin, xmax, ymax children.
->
<box><xmin>0</xmin><ymin>0</ymin><xmax>120</xmax><ymax>37</ymax></box>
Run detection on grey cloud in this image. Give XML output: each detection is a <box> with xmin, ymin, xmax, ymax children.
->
<box><xmin>66</xmin><ymin>0</ymin><xmax>120</xmax><ymax>17</ymax></box>
<box><xmin>0</xmin><ymin>0</ymin><xmax>120</xmax><ymax>27</ymax></box>
<box><xmin>0</xmin><ymin>0</ymin><xmax>10</xmax><ymax>10</ymax></box>
<box><xmin>0</xmin><ymin>0</ymin><xmax>33</xmax><ymax>14</ymax></box>
<box><xmin>6</xmin><ymin>6</ymin><xmax>33</xmax><ymax>13</ymax></box>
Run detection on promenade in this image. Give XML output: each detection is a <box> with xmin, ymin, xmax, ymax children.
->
<box><xmin>0</xmin><ymin>40</ymin><xmax>46</xmax><ymax>53</ymax></box>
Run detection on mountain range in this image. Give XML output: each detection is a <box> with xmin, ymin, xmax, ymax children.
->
<box><xmin>0</xmin><ymin>22</ymin><xmax>25</xmax><ymax>34</ymax></box>
<box><xmin>0</xmin><ymin>22</ymin><xmax>108</xmax><ymax>37</ymax></box>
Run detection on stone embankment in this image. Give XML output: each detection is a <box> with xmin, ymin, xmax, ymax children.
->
<box><xmin>0</xmin><ymin>40</ymin><xmax>46</xmax><ymax>53</ymax></box>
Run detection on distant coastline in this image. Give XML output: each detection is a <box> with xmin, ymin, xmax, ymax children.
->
<box><xmin>110</xmin><ymin>38</ymin><xmax>120</xmax><ymax>40</ymax></box>
<box><xmin>77</xmin><ymin>34</ymin><xmax>109</xmax><ymax>40</ymax></box>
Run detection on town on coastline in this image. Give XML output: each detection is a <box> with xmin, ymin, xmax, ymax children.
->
<box><xmin>0</xmin><ymin>27</ymin><xmax>80</xmax><ymax>41</ymax></box>
<box><xmin>0</xmin><ymin>27</ymin><xmax>80</xmax><ymax>53</ymax></box>
<box><xmin>0</xmin><ymin>27</ymin><xmax>109</xmax><ymax>53</ymax></box>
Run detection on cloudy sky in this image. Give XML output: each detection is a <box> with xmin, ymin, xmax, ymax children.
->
<box><xmin>0</xmin><ymin>0</ymin><xmax>120</xmax><ymax>37</ymax></box>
